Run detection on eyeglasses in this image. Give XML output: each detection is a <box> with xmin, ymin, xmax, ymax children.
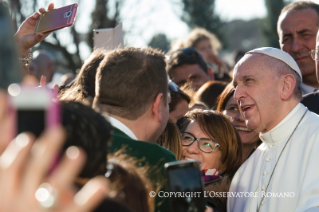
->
<box><xmin>181</xmin><ymin>132</ymin><xmax>221</xmax><ymax>153</ymax></box>
<box><xmin>168</xmin><ymin>80</ymin><xmax>179</xmax><ymax>93</ymax></box>
<box><xmin>309</xmin><ymin>49</ymin><xmax>319</xmax><ymax>61</ymax></box>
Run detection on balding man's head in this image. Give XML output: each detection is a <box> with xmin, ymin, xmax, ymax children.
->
<box><xmin>32</xmin><ymin>50</ymin><xmax>55</xmax><ymax>82</ymax></box>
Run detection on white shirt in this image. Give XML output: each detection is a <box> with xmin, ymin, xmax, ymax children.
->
<box><xmin>227</xmin><ymin>103</ymin><xmax>319</xmax><ymax>212</ymax></box>
<box><xmin>107</xmin><ymin>116</ymin><xmax>138</xmax><ymax>140</ymax></box>
<box><xmin>301</xmin><ymin>83</ymin><xmax>318</xmax><ymax>95</ymax></box>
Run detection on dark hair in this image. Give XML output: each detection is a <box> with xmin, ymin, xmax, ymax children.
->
<box><xmin>58</xmin><ymin>49</ymin><xmax>106</xmax><ymax>102</ymax></box>
<box><xmin>169</xmin><ymin>89</ymin><xmax>191</xmax><ymax>112</ymax></box>
<box><xmin>156</xmin><ymin>118</ymin><xmax>183</xmax><ymax>160</ymax></box>
<box><xmin>166</xmin><ymin>47</ymin><xmax>208</xmax><ymax>79</ymax></box>
<box><xmin>280</xmin><ymin>1</ymin><xmax>319</xmax><ymax>18</ymax></box>
<box><xmin>194</xmin><ymin>81</ymin><xmax>228</xmax><ymax>110</ymax></box>
<box><xmin>61</xmin><ymin>101</ymin><xmax>112</xmax><ymax>178</ymax></box>
<box><xmin>182</xmin><ymin>109</ymin><xmax>242</xmax><ymax>177</ymax></box>
<box><xmin>216</xmin><ymin>83</ymin><xmax>235</xmax><ymax>111</ymax></box>
<box><xmin>93</xmin><ymin>47</ymin><xmax>168</xmax><ymax>120</ymax></box>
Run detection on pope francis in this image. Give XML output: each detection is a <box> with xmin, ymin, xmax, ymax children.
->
<box><xmin>227</xmin><ymin>47</ymin><xmax>319</xmax><ymax>212</ymax></box>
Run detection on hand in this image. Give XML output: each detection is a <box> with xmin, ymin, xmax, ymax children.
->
<box><xmin>39</xmin><ymin>76</ymin><xmax>59</xmax><ymax>94</ymax></box>
<box><xmin>14</xmin><ymin>3</ymin><xmax>54</xmax><ymax>56</ymax></box>
<box><xmin>0</xmin><ymin>122</ymin><xmax>109</xmax><ymax>211</ymax></box>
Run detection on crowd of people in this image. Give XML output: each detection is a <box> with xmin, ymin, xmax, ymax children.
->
<box><xmin>1</xmin><ymin>1</ymin><xmax>319</xmax><ymax>212</ymax></box>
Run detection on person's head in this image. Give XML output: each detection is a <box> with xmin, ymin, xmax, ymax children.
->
<box><xmin>156</xmin><ymin>118</ymin><xmax>183</xmax><ymax>160</ymax></box>
<box><xmin>60</xmin><ymin>101</ymin><xmax>112</xmax><ymax>179</ymax></box>
<box><xmin>168</xmin><ymin>81</ymin><xmax>190</xmax><ymax>122</ymax></box>
<box><xmin>58</xmin><ymin>49</ymin><xmax>106</xmax><ymax>103</ymax></box>
<box><xmin>233</xmin><ymin>48</ymin><xmax>302</xmax><ymax>134</ymax></box>
<box><xmin>106</xmin><ymin>153</ymin><xmax>154</xmax><ymax>212</ymax></box>
<box><xmin>217</xmin><ymin>84</ymin><xmax>260</xmax><ymax>148</ymax></box>
<box><xmin>166</xmin><ymin>47</ymin><xmax>213</xmax><ymax>91</ymax></box>
<box><xmin>277</xmin><ymin>1</ymin><xmax>319</xmax><ymax>84</ymax></box>
<box><xmin>193</xmin><ymin>81</ymin><xmax>227</xmax><ymax>110</ymax></box>
<box><xmin>93</xmin><ymin>47</ymin><xmax>169</xmax><ymax>142</ymax></box>
<box><xmin>61</xmin><ymin>73</ymin><xmax>75</xmax><ymax>86</ymax></box>
<box><xmin>181</xmin><ymin>109</ymin><xmax>242</xmax><ymax>176</ymax></box>
<box><xmin>184</xmin><ymin>28</ymin><xmax>222</xmax><ymax>64</ymax></box>
<box><xmin>32</xmin><ymin>50</ymin><xmax>55</xmax><ymax>82</ymax></box>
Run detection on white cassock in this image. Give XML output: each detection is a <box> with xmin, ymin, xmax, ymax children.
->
<box><xmin>227</xmin><ymin>103</ymin><xmax>319</xmax><ymax>212</ymax></box>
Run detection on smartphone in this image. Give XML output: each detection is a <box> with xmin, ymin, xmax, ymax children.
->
<box><xmin>8</xmin><ymin>84</ymin><xmax>60</xmax><ymax>137</ymax></box>
<box><xmin>93</xmin><ymin>23</ymin><xmax>124</xmax><ymax>51</ymax></box>
<box><xmin>165</xmin><ymin>160</ymin><xmax>206</xmax><ymax>212</ymax></box>
<box><xmin>34</xmin><ymin>3</ymin><xmax>78</xmax><ymax>34</ymax></box>
<box><xmin>0</xmin><ymin>2</ymin><xmax>22</xmax><ymax>89</ymax></box>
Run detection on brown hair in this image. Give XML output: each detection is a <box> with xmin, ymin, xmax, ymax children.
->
<box><xmin>107</xmin><ymin>152</ymin><xmax>154</xmax><ymax>212</ymax></box>
<box><xmin>216</xmin><ymin>83</ymin><xmax>235</xmax><ymax>112</ymax></box>
<box><xmin>194</xmin><ymin>81</ymin><xmax>228</xmax><ymax>110</ymax></box>
<box><xmin>183</xmin><ymin>109</ymin><xmax>242</xmax><ymax>177</ymax></box>
<box><xmin>93</xmin><ymin>47</ymin><xmax>168</xmax><ymax>120</ymax></box>
<box><xmin>58</xmin><ymin>49</ymin><xmax>106</xmax><ymax>102</ymax></box>
<box><xmin>185</xmin><ymin>28</ymin><xmax>222</xmax><ymax>54</ymax></box>
<box><xmin>156</xmin><ymin>118</ymin><xmax>183</xmax><ymax>160</ymax></box>
<box><xmin>169</xmin><ymin>89</ymin><xmax>191</xmax><ymax>112</ymax></box>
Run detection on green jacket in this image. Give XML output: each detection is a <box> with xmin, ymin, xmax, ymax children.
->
<box><xmin>109</xmin><ymin>127</ymin><xmax>177</xmax><ymax>212</ymax></box>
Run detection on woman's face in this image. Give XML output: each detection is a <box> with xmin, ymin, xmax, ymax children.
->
<box><xmin>181</xmin><ymin>121</ymin><xmax>222</xmax><ymax>170</ymax></box>
<box><xmin>195</xmin><ymin>39</ymin><xmax>214</xmax><ymax>64</ymax></box>
<box><xmin>223</xmin><ymin>96</ymin><xmax>259</xmax><ymax>146</ymax></box>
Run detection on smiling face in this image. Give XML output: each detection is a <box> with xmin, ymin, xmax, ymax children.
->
<box><xmin>232</xmin><ymin>54</ymin><xmax>284</xmax><ymax>134</ymax></box>
<box><xmin>223</xmin><ymin>96</ymin><xmax>260</xmax><ymax>146</ymax></box>
<box><xmin>181</xmin><ymin>121</ymin><xmax>222</xmax><ymax>170</ymax></box>
<box><xmin>278</xmin><ymin>9</ymin><xmax>318</xmax><ymax>83</ymax></box>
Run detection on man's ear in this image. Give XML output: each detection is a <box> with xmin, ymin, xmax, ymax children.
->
<box><xmin>207</xmin><ymin>67</ymin><xmax>215</xmax><ymax>81</ymax></box>
<box><xmin>152</xmin><ymin>93</ymin><xmax>164</xmax><ymax>122</ymax></box>
<box><xmin>280</xmin><ymin>74</ymin><xmax>296</xmax><ymax>100</ymax></box>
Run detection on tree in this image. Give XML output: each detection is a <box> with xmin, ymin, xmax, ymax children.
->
<box><xmin>180</xmin><ymin>0</ymin><xmax>226</xmax><ymax>47</ymax></box>
<box><xmin>88</xmin><ymin>0</ymin><xmax>122</xmax><ymax>48</ymax></box>
<box><xmin>148</xmin><ymin>33</ymin><xmax>170</xmax><ymax>53</ymax></box>
<box><xmin>262</xmin><ymin>0</ymin><xmax>285</xmax><ymax>48</ymax></box>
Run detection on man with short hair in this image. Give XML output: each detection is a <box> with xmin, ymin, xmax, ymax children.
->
<box><xmin>227</xmin><ymin>47</ymin><xmax>319</xmax><ymax>212</ymax></box>
<box><xmin>166</xmin><ymin>47</ymin><xmax>214</xmax><ymax>91</ymax></box>
<box><xmin>93</xmin><ymin>47</ymin><xmax>176</xmax><ymax>212</ymax></box>
<box><xmin>277</xmin><ymin>1</ymin><xmax>319</xmax><ymax>94</ymax></box>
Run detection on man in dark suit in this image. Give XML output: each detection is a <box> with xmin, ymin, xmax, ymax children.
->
<box><xmin>301</xmin><ymin>29</ymin><xmax>319</xmax><ymax>114</ymax></box>
<box><xmin>93</xmin><ymin>47</ymin><xmax>176</xmax><ymax>212</ymax></box>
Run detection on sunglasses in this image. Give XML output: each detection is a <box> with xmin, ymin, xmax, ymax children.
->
<box><xmin>168</xmin><ymin>80</ymin><xmax>179</xmax><ymax>93</ymax></box>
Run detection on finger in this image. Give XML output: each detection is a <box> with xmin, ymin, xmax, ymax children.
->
<box><xmin>39</xmin><ymin>7</ymin><xmax>46</xmax><ymax>14</ymax></box>
<box><xmin>30</xmin><ymin>12</ymin><xmax>40</xmax><ymax>20</ymax></box>
<box><xmin>48</xmin><ymin>146</ymin><xmax>86</xmax><ymax>191</ymax></box>
<box><xmin>65</xmin><ymin>177</ymin><xmax>109</xmax><ymax>212</ymax></box>
<box><xmin>205</xmin><ymin>208</ymin><xmax>213</xmax><ymax>212</ymax></box>
<box><xmin>47</xmin><ymin>2</ymin><xmax>54</xmax><ymax>11</ymax></box>
<box><xmin>40</xmin><ymin>76</ymin><xmax>47</xmax><ymax>87</ymax></box>
<box><xmin>0</xmin><ymin>133</ymin><xmax>33</xmax><ymax>196</ymax></box>
<box><xmin>53</xmin><ymin>84</ymin><xmax>59</xmax><ymax>96</ymax></box>
<box><xmin>21</xmin><ymin>126</ymin><xmax>66</xmax><ymax>196</ymax></box>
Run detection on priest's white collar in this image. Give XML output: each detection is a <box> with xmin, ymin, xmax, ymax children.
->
<box><xmin>107</xmin><ymin>116</ymin><xmax>138</xmax><ymax>140</ymax></box>
<box><xmin>260</xmin><ymin>103</ymin><xmax>305</xmax><ymax>146</ymax></box>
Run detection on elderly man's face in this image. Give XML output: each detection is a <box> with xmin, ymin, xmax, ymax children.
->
<box><xmin>232</xmin><ymin>54</ymin><xmax>282</xmax><ymax>134</ymax></box>
<box><xmin>278</xmin><ymin>9</ymin><xmax>318</xmax><ymax>81</ymax></box>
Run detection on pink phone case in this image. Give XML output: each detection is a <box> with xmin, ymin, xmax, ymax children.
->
<box><xmin>34</xmin><ymin>3</ymin><xmax>78</xmax><ymax>34</ymax></box>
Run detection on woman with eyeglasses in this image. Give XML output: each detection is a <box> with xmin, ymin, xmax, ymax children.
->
<box><xmin>216</xmin><ymin>83</ymin><xmax>262</xmax><ymax>164</ymax></box>
<box><xmin>177</xmin><ymin>109</ymin><xmax>242</xmax><ymax>212</ymax></box>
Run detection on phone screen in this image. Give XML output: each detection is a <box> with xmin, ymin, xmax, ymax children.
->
<box><xmin>166</xmin><ymin>162</ymin><xmax>206</xmax><ymax>212</ymax></box>
<box><xmin>17</xmin><ymin>110</ymin><xmax>45</xmax><ymax>137</ymax></box>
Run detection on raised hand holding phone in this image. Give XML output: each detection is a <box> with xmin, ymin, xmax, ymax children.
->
<box><xmin>15</xmin><ymin>3</ymin><xmax>55</xmax><ymax>57</ymax></box>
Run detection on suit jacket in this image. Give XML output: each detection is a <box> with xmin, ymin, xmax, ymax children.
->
<box><xmin>301</xmin><ymin>91</ymin><xmax>319</xmax><ymax>115</ymax></box>
<box><xmin>109</xmin><ymin>127</ymin><xmax>177</xmax><ymax>212</ymax></box>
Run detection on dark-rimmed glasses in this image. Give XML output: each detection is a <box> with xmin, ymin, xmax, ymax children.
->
<box><xmin>310</xmin><ymin>49</ymin><xmax>319</xmax><ymax>61</ymax></box>
<box><xmin>181</xmin><ymin>132</ymin><xmax>221</xmax><ymax>153</ymax></box>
